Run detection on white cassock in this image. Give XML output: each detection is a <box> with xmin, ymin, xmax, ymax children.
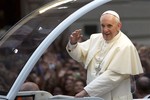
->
<box><xmin>66</xmin><ymin>31</ymin><xmax>143</xmax><ymax>100</ymax></box>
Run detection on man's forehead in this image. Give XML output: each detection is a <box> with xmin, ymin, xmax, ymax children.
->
<box><xmin>101</xmin><ymin>10</ymin><xmax>120</xmax><ymax>20</ymax></box>
<box><xmin>100</xmin><ymin>14</ymin><xmax>115</xmax><ymax>22</ymax></box>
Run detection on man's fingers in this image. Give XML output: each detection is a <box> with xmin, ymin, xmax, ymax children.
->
<box><xmin>69</xmin><ymin>29</ymin><xmax>83</xmax><ymax>44</ymax></box>
<box><xmin>72</xmin><ymin>29</ymin><xmax>82</xmax><ymax>37</ymax></box>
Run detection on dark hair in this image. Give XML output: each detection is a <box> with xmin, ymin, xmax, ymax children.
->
<box><xmin>136</xmin><ymin>76</ymin><xmax>150</xmax><ymax>94</ymax></box>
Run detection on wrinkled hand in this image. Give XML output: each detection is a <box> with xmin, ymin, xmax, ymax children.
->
<box><xmin>75</xmin><ymin>90</ymin><xmax>89</xmax><ymax>98</ymax></box>
<box><xmin>69</xmin><ymin>29</ymin><xmax>83</xmax><ymax>45</ymax></box>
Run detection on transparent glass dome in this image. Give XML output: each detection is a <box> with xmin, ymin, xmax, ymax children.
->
<box><xmin>0</xmin><ymin>0</ymin><xmax>111</xmax><ymax>99</ymax></box>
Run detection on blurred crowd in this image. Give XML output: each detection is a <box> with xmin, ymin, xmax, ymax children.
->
<box><xmin>131</xmin><ymin>44</ymin><xmax>150</xmax><ymax>99</ymax></box>
<box><xmin>0</xmin><ymin>37</ymin><xmax>150</xmax><ymax>99</ymax></box>
<box><xmin>26</xmin><ymin>46</ymin><xmax>87</xmax><ymax>96</ymax></box>
<box><xmin>23</xmin><ymin>42</ymin><xmax>150</xmax><ymax>99</ymax></box>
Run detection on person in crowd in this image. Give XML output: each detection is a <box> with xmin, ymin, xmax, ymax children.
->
<box><xmin>18</xmin><ymin>82</ymin><xmax>40</xmax><ymax>100</ymax></box>
<box><xmin>74</xmin><ymin>79</ymin><xmax>86</xmax><ymax>94</ymax></box>
<box><xmin>52</xmin><ymin>86</ymin><xmax>64</xmax><ymax>95</ymax></box>
<box><xmin>134</xmin><ymin>75</ymin><xmax>150</xmax><ymax>99</ymax></box>
<box><xmin>66</xmin><ymin>10</ymin><xmax>143</xmax><ymax>100</ymax></box>
<box><xmin>138</xmin><ymin>46</ymin><xmax>150</xmax><ymax>73</ymax></box>
<box><xmin>20</xmin><ymin>82</ymin><xmax>40</xmax><ymax>91</ymax></box>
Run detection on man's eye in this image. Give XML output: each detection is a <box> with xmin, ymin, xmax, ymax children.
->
<box><xmin>107</xmin><ymin>25</ymin><xmax>112</xmax><ymax>28</ymax></box>
<box><xmin>101</xmin><ymin>24</ymin><xmax>105</xmax><ymax>28</ymax></box>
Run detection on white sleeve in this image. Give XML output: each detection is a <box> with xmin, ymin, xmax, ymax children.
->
<box><xmin>84</xmin><ymin>70</ymin><xmax>129</xmax><ymax>96</ymax></box>
<box><xmin>66</xmin><ymin>41</ymin><xmax>77</xmax><ymax>52</ymax></box>
<box><xmin>66</xmin><ymin>39</ymin><xmax>90</xmax><ymax>63</ymax></box>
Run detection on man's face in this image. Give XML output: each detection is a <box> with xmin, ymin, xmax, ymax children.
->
<box><xmin>100</xmin><ymin>14</ymin><xmax>121</xmax><ymax>41</ymax></box>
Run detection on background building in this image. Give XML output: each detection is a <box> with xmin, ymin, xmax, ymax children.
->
<box><xmin>0</xmin><ymin>0</ymin><xmax>150</xmax><ymax>46</ymax></box>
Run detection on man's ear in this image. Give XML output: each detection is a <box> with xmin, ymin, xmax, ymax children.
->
<box><xmin>118</xmin><ymin>22</ymin><xmax>122</xmax><ymax>29</ymax></box>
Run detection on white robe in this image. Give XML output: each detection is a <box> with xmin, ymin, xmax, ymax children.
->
<box><xmin>66</xmin><ymin>31</ymin><xmax>143</xmax><ymax>100</ymax></box>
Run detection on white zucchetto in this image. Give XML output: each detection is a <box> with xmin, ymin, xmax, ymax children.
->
<box><xmin>102</xmin><ymin>10</ymin><xmax>120</xmax><ymax>20</ymax></box>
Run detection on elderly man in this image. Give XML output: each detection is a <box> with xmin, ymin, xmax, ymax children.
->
<box><xmin>66</xmin><ymin>10</ymin><xmax>143</xmax><ymax>100</ymax></box>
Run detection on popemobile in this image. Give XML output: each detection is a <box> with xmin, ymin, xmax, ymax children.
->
<box><xmin>0</xmin><ymin>0</ymin><xmax>148</xmax><ymax>100</ymax></box>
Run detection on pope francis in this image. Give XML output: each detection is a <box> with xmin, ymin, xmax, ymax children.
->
<box><xmin>66</xmin><ymin>10</ymin><xmax>143</xmax><ymax>100</ymax></box>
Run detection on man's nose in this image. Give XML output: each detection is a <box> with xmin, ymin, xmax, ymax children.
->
<box><xmin>103</xmin><ymin>27</ymin><xmax>109</xmax><ymax>33</ymax></box>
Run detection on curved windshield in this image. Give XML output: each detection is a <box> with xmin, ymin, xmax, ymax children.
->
<box><xmin>0</xmin><ymin>0</ymin><xmax>112</xmax><ymax>97</ymax></box>
<box><xmin>0</xmin><ymin>0</ymin><xmax>92</xmax><ymax>94</ymax></box>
